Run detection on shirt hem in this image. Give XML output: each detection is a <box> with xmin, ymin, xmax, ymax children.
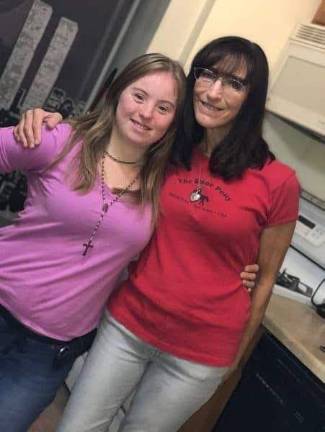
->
<box><xmin>110</xmin><ymin>310</ymin><xmax>236</xmax><ymax>367</ymax></box>
<box><xmin>0</xmin><ymin>301</ymin><xmax>94</xmax><ymax>341</ymax></box>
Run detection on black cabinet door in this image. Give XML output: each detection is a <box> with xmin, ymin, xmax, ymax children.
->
<box><xmin>213</xmin><ymin>332</ymin><xmax>325</xmax><ymax>432</ymax></box>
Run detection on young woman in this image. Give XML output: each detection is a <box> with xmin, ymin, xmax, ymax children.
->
<box><xmin>0</xmin><ymin>53</ymin><xmax>187</xmax><ymax>432</ymax></box>
<box><xmin>13</xmin><ymin>38</ymin><xmax>286</xmax><ymax>432</ymax></box>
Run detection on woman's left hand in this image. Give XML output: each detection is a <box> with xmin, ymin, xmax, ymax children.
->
<box><xmin>241</xmin><ymin>264</ymin><xmax>259</xmax><ymax>292</ymax></box>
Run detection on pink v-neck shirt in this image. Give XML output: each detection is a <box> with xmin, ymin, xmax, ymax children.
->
<box><xmin>0</xmin><ymin>124</ymin><xmax>152</xmax><ymax>340</ymax></box>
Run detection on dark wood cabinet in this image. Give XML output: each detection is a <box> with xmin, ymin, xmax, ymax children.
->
<box><xmin>213</xmin><ymin>331</ymin><xmax>325</xmax><ymax>432</ymax></box>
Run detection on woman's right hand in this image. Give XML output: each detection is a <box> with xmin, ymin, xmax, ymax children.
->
<box><xmin>13</xmin><ymin>108</ymin><xmax>63</xmax><ymax>148</ymax></box>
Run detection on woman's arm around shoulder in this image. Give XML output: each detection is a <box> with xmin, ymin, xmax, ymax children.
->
<box><xmin>0</xmin><ymin>123</ymin><xmax>69</xmax><ymax>173</ymax></box>
<box><xmin>13</xmin><ymin>108</ymin><xmax>63</xmax><ymax>148</ymax></box>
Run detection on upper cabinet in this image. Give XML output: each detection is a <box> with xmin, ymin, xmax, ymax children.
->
<box><xmin>267</xmin><ymin>23</ymin><xmax>325</xmax><ymax>140</ymax></box>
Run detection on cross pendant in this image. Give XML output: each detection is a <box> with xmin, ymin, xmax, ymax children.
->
<box><xmin>82</xmin><ymin>240</ymin><xmax>94</xmax><ymax>256</ymax></box>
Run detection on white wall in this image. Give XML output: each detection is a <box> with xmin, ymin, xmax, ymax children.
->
<box><xmin>147</xmin><ymin>0</ymin><xmax>215</xmax><ymax>64</ymax></box>
<box><xmin>185</xmin><ymin>0</ymin><xmax>320</xmax><ymax>72</ymax></box>
<box><xmin>148</xmin><ymin>0</ymin><xmax>320</xmax><ymax>72</ymax></box>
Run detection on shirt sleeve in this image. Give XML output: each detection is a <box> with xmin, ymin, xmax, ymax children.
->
<box><xmin>267</xmin><ymin>172</ymin><xmax>300</xmax><ymax>226</ymax></box>
<box><xmin>0</xmin><ymin>125</ymin><xmax>68</xmax><ymax>174</ymax></box>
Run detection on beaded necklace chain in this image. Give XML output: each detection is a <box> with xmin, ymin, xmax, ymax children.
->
<box><xmin>82</xmin><ymin>154</ymin><xmax>140</xmax><ymax>256</ymax></box>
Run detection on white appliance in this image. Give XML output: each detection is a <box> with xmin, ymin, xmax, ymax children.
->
<box><xmin>273</xmin><ymin>197</ymin><xmax>325</xmax><ymax>309</ymax></box>
<box><xmin>267</xmin><ymin>23</ymin><xmax>325</xmax><ymax>139</ymax></box>
<box><xmin>292</xmin><ymin>197</ymin><xmax>325</xmax><ymax>268</ymax></box>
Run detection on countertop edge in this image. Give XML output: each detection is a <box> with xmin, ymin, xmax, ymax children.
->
<box><xmin>264</xmin><ymin>294</ymin><xmax>325</xmax><ymax>383</ymax></box>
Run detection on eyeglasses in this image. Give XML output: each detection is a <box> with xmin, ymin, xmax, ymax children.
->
<box><xmin>193</xmin><ymin>67</ymin><xmax>248</xmax><ymax>93</ymax></box>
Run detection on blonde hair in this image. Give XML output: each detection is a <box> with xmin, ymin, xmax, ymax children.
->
<box><xmin>61</xmin><ymin>53</ymin><xmax>186</xmax><ymax>221</ymax></box>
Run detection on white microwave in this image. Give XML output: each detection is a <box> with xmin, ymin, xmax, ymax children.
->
<box><xmin>267</xmin><ymin>23</ymin><xmax>325</xmax><ymax>138</ymax></box>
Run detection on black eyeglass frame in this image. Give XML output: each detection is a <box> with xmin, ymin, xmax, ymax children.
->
<box><xmin>193</xmin><ymin>66</ymin><xmax>249</xmax><ymax>92</ymax></box>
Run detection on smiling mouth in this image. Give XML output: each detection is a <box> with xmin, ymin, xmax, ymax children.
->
<box><xmin>199</xmin><ymin>100</ymin><xmax>224</xmax><ymax>112</ymax></box>
<box><xmin>130</xmin><ymin>119</ymin><xmax>151</xmax><ymax>130</ymax></box>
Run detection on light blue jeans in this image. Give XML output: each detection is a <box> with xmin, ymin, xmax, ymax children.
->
<box><xmin>57</xmin><ymin>314</ymin><xmax>228</xmax><ymax>432</ymax></box>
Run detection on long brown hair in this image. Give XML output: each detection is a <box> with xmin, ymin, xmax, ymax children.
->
<box><xmin>60</xmin><ymin>53</ymin><xmax>186</xmax><ymax>221</ymax></box>
<box><xmin>172</xmin><ymin>37</ymin><xmax>273</xmax><ymax>179</ymax></box>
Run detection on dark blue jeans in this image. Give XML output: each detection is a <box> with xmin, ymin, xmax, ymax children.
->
<box><xmin>0</xmin><ymin>310</ymin><xmax>95</xmax><ymax>432</ymax></box>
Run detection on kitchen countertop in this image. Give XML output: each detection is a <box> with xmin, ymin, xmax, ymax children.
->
<box><xmin>264</xmin><ymin>294</ymin><xmax>325</xmax><ymax>383</ymax></box>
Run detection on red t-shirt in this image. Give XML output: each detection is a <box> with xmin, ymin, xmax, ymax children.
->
<box><xmin>108</xmin><ymin>151</ymin><xmax>300</xmax><ymax>366</ymax></box>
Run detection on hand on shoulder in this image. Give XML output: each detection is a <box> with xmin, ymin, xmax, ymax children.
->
<box><xmin>13</xmin><ymin>108</ymin><xmax>63</xmax><ymax>149</ymax></box>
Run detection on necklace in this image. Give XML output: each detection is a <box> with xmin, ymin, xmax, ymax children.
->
<box><xmin>190</xmin><ymin>188</ymin><xmax>203</xmax><ymax>202</ymax></box>
<box><xmin>82</xmin><ymin>154</ymin><xmax>140</xmax><ymax>256</ymax></box>
<box><xmin>104</xmin><ymin>150</ymin><xmax>140</xmax><ymax>165</ymax></box>
<box><xmin>190</xmin><ymin>162</ymin><xmax>203</xmax><ymax>203</ymax></box>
